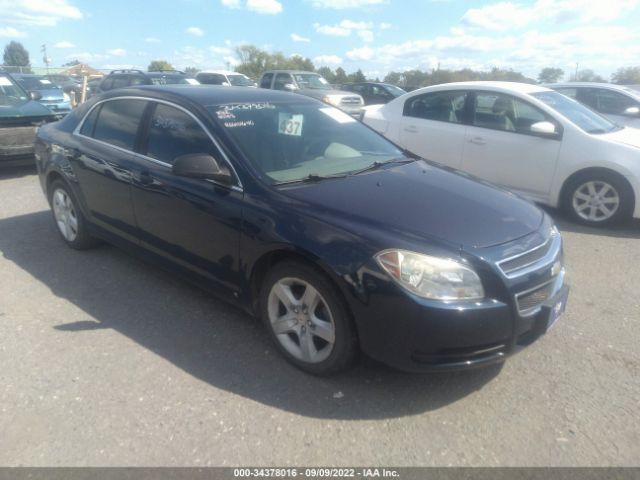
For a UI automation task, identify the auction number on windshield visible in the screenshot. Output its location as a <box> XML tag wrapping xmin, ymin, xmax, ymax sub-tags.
<box><xmin>278</xmin><ymin>113</ymin><xmax>304</xmax><ymax>136</ymax></box>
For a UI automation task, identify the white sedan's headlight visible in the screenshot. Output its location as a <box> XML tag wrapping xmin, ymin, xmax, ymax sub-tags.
<box><xmin>375</xmin><ymin>250</ymin><xmax>484</xmax><ymax>301</ymax></box>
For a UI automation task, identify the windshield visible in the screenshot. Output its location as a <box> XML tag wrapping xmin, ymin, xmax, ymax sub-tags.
<box><xmin>15</xmin><ymin>76</ymin><xmax>60</xmax><ymax>91</ymax></box>
<box><xmin>0</xmin><ymin>74</ymin><xmax>29</xmax><ymax>106</ymax></box>
<box><xmin>293</xmin><ymin>74</ymin><xmax>332</xmax><ymax>90</ymax></box>
<box><xmin>385</xmin><ymin>84</ymin><xmax>406</xmax><ymax>96</ymax></box>
<box><xmin>210</xmin><ymin>101</ymin><xmax>403</xmax><ymax>184</ymax></box>
<box><xmin>532</xmin><ymin>91</ymin><xmax>618</xmax><ymax>134</ymax></box>
<box><xmin>228</xmin><ymin>74</ymin><xmax>253</xmax><ymax>87</ymax></box>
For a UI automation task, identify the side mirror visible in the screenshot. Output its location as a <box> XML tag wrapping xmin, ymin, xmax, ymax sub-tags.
<box><xmin>29</xmin><ymin>90</ymin><xmax>42</xmax><ymax>101</ymax></box>
<box><xmin>172</xmin><ymin>153</ymin><xmax>232</xmax><ymax>184</ymax></box>
<box><xmin>530</xmin><ymin>121</ymin><xmax>559</xmax><ymax>137</ymax></box>
<box><xmin>284</xmin><ymin>83</ymin><xmax>297</xmax><ymax>92</ymax></box>
<box><xmin>623</xmin><ymin>106</ymin><xmax>640</xmax><ymax>116</ymax></box>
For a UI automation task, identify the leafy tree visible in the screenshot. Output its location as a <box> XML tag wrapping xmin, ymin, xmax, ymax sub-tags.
<box><xmin>317</xmin><ymin>66</ymin><xmax>336</xmax><ymax>83</ymax></box>
<box><xmin>3</xmin><ymin>41</ymin><xmax>30</xmax><ymax>69</ymax></box>
<box><xmin>347</xmin><ymin>69</ymin><xmax>366</xmax><ymax>83</ymax></box>
<box><xmin>235</xmin><ymin>45</ymin><xmax>315</xmax><ymax>80</ymax></box>
<box><xmin>383</xmin><ymin>71</ymin><xmax>402</xmax><ymax>85</ymax></box>
<box><xmin>611</xmin><ymin>67</ymin><xmax>640</xmax><ymax>85</ymax></box>
<box><xmin>148</xmin><ymin>59</ymin><xmax>174</xmax><ymax>72</ymax></box>
<box><xmin>333</xmin><ymin>67</ymin><xmax>348</xmax><ymax>84</ymax></box>
<box><xmin>538</xmin><ymin>67</ymin><xmax>564</xmax><ymax>84</ymax></box>
<box><xmin>185</xmin><ymin>66</ymin><xmax>199</xmax><ymax>76</ymax></box>
<box><xmin>570</xmin><ymin>69</ymin><xmax>605</xmax><ymax>82</ymax></box>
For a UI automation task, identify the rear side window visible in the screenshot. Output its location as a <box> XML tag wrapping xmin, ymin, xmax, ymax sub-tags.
<box><xmin>79</xmin><ymin>104</ymin><xmax>101</xmax><ymax>137</ymax></box>
<box><xmin>111</xmin><ymin>76</ymin><xmax>130</xmax><ymax>89</ymax></box>
<box><xmin>198</xmin><ymin>73</ymin><xmax>226</xmax><ymax>85</ymax></box>
<box><xmin>273</xmin><ymin>73</ymin><xmax>292</xmax><ymax>91</ymax></box>
<box><xmin>260</xmin><ymin>73</ymin><xmax>273</xmax><ymax>88</ymax></box>
<box><xmin>92</xmin><ymin>99</ymin><xmax>148</xmax><ymax>150</ymax></box>
<box><xmin>129</xmin><ymin>76</ymin><xmax>147</xmax><ymax>86</ymax></box>
<box><xmin>144</xmin><ymin>103</ymin><xmax>214</xmax><ymax>164</ymax></box>
<box><xmin>404</xmin><ymin>91</ymin><xmax>467</xmax><ymax>124</ymax></box>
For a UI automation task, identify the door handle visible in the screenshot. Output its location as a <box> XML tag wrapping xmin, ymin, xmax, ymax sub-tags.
<box><xmin>468</xmin><ymin>137</ymin><xmax>486</xmax><ymax>145</ymax></box>
<box><xmin>404</xmin><ymin>125</ymin><xmax>418</xmax><ymax>133</ymax></box>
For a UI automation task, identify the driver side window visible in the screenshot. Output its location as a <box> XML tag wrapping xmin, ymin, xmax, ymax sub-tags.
<box><xmin>473</xmin><ymin>92</ymin><xmax>552</xmax><ymax>134</ymax></box>
<box><xmin>273</xmin><ymin>74</ymin><xmax>293</xmax><ymax>91</ymax></box>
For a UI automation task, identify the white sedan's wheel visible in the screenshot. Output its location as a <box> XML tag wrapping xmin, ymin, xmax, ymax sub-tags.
<box><xmin>571</xmin><ymin>180</ymin><xmax>620</xmax><ymax>223</ymax></box>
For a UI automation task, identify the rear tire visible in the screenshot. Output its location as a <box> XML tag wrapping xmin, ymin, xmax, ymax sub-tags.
<box><xmin>561</xmin><ymin>171</ymin><xmax>634</xmax><ymax>227</ymax></box>
<box><xmin>48</xmin><ymin>179</ymin><xmax>99</xmax><ymax>249</ymax></box>
<box><xmin>259</xmin><ymin>261</ymin><xmax>358</xmax><ymax>375</ymax></box>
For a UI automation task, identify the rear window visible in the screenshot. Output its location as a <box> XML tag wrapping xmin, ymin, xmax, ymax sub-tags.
<box><xmin>91</xmin><ymin>99</ymin><xmax>148</xmax><ymax>150</ymax></box>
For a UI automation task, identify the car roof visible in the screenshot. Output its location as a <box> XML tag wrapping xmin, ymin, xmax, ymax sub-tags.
<box><xmin>98</xmin><ymin>85</ymin><xmax>319</xmax><ymax>106</ymax></box>
<box><xmin>409</xmin><ymin>81</ymin><xmax>550</xmax><ymax>95</ymax></box>
<box><xmin>546</xmin><ymin>82</ymin><xmax>640</xmax><ymax>96</ymax></box>
<box><xmin>198</xmin><ymin>70</ymin><xmax>244</xmax><ymax>75</ymax></box>
<box><xmin>261</xmin><ymin>70</ymin><xmax>318</xmax><ymax>75</ymax></box>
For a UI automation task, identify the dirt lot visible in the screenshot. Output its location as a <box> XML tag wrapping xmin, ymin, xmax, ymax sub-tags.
<box><xmin>1</xmin><ymin>166</ymin><xmax>639</xmax><ymax>466</ymax></box>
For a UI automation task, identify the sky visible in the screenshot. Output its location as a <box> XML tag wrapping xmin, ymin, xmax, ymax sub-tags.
<box><xmin>1</xmin><ymin>0</ymin><xmax>640</xmax><ymax>81</ymax></box>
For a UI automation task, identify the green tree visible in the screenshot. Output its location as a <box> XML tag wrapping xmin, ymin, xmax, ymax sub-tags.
<box><xmin>347</xmin><ymin>69</ymin><xmax>366</xmax><ymax>83</ymax></box>
<box><xmin>235</xmin><ymin>45</ymin><xmax>315</xmax><ymax>80</ymax></box>
<box><xmin>317</xmin><ymin>66</ymin><xmax>335</xmax><ymax>83</ymax></box>
<box><xmin>538</xmin><ymin>67</ymin><xmax>564</xmax><ymax>83</ymax></box>
<box><xmin>571</xmin><ymin>69</ymin><xmax>605</xmax><ymax>82</ymax></box>
<box><xmin>611</xmin><ymin>67</ymin><xmax>640</xmax><ymax>84</ymax></box>
<box><xmin>185</xmin><ymin>66</ymin><xmax>199</xmax><ymax>76</ymax></box>
<box><xmin>3</xmin><ymin>41</ymin><xmax>31</xmax><ymax>71</ymax></box>
<box><xmin>383</xmin><ymin>71</ymin><xmax>402</xmax><ymax>85</ymax></box>
<box><xmin>148</xmin><ymin>59</ymin><xmax>174</xmax><ymax>72</ymax></box>
<box><xmin>333</xmin><ymin>67</ymin><xmax>348</xmax><ymax>84</ymax></box>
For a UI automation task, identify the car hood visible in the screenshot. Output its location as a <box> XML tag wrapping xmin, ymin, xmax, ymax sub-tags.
<box><xmin>601</xmin><ymin>126</ymin><xmax>640</xmax><ymax>149</ymax></box>
<box><xmin>0</xmin><ymin>99</ymin><xmax>57</xmax><ymax>120</ymax></box>
<box><xmin>280</xmin><ymin>160</ymin><xmax>544</xmax><ymax>249</ymax></box>
<box><xmin>37</xmin><ymin>88</ymin><xmax>65</xmax><ymax>100</ymax></box>
<box><xmin>300</xmin><ymin>88</ymin><xmax>360</xmax><ymax>99</ymax></box>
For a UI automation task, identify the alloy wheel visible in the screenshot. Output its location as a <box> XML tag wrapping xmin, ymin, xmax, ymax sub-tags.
<box><xmin>572</xmin><ymin>180</ymin><xmax>620</xmax><ymax>223</ymax></box>
<box><xmin>52</xmin><ymin>188</ymin><xmax>79</xmax><ymax>242</ymax></box>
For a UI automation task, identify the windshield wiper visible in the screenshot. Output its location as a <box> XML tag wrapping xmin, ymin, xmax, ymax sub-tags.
<box><xmin>273</xmin><ymin>173</ymin><xmax>348</xmax><ymax>186</ymax></box>
<box><xmin>350</xmin><ymin>157</ymin><xmax>418</xmax><ymax>176</ymax></box>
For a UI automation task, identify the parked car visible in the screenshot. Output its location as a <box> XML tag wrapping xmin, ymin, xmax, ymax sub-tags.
<box><xmin>13</xmin><ymin>74</ymin><xmax>72</xmax><ymax>115</ymax></box>
<box><xmin>35</xmin><ymin>85</ymin><xmax>568</xmax><ymax>374</ymax></box>
<box><xmin>196</xmin><ymin>70</ymin><xmax>256</xmax><ymax>87</ymax></box>
<box><xmin>259</xmin><ymin>70</ymin><xmax>364</xmax><ymax>116</ymax></box>
<box><xmin>45</xmin><ymin>74</ymin><xmax>85</xmax><ymax>101</ymax></box>
<box><xmin>95</xmin><ymin>69</ymin><xmax>199</xmax><ymax>94</ymax></box>
<box><xmin>341</xmin><ymin>82</ymin><xmax>406</xmax><ymax>105</ymax></box>
<box><xmin>362</xmin><ymin>81</ymin><xmax>640</xmax><ymax>227</ymax></box>
<box><xmin>547</xmin><ymin>82</ymin><xmax>640</xmax><ymax>129</ymax></box>
<box><xmin>0</xmin><ymin>70</ymin><xmax>59</xmax><ymax>167</ymax></box>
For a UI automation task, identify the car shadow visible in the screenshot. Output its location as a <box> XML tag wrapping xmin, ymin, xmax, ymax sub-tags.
<box><xmin>0</xmin><ymin>210</ymin><xmax>502</xmax><ymax>420</ymax></box>
<box><xmin>541</xmin><ymin>206</ymin><xmax>640</xmax><ymax>239</ymax></box>
<box><xmin>0</xmin><ymin>164</ymin><xmax>37</xmax><ymax>180</ymax></box>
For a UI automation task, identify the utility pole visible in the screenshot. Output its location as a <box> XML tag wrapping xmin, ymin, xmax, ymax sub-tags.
<box><xmin>42</xmin><ymin>44</ymin><xmax>50</xmax><ymax>75</ymax></box>
<box><xmin>574</xmin><ymin>62</ymin><xmax>579</xmax><ymax>82</ymax></box>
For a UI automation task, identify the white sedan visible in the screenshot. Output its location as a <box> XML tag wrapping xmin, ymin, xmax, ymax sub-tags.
<box><xmin>362</xmin><ymin>81</ymin><xmax>640</xmax><ymax>227</ymax></box>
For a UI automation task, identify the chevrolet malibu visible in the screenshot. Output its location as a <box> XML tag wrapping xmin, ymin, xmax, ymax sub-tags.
<box><xmin>35</xmin><ymin>86</ymin><xmax>568</xmax><ymax>375</ymax></box>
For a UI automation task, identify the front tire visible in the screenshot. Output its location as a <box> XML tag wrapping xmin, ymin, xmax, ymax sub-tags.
<box><xmin>260</xmin><ymin>261</ymin><xmax>358</xmax><ymax>375</ymax></box>
<box><xmin>562</xmin><ymin>172</ymin><xmax>634</xmax><ymax>227</ymax></box>
<box><xmin>48</xmin><ymin>179</ymin><xmax>98</xmax><ymax>249</ymax></box>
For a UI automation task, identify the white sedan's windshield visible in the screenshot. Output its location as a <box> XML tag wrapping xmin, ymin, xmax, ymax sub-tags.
<box><xmin>210</xmin><ymin>102</ymin><xmax>403</xmax><ymax>184</ymax></box>
<box><xmin>532</xmin><ymin>91</ymin><xmax>618</xmax><ymax>134</ymax></box>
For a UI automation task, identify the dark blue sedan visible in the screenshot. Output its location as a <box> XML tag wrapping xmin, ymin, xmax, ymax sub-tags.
<box><xmin>34</xmin><ymin>85</ymin><xmax>569</xmax><ymax>374</ymax></box>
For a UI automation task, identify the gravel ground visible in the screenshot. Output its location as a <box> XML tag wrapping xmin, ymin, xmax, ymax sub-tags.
<box><xmin>0</xmin><ymin>166</ymin><xmax>639</xmax><ymax>466</ymax></box>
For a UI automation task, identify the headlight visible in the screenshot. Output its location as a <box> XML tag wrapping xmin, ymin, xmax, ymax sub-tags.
<box><xmin>375</xmin><ymin>250</ymin><xmax>484</xmax><ymax>301</ymax></box>
<box><xmin>322</xmin><ymin>95</ymin><xmax>341</xmax><ymax>106</ymax></box>
<box><xmin>63</xmin><ymin>92</ymin><xmax>70</xmax><ymax>101</ymax></box>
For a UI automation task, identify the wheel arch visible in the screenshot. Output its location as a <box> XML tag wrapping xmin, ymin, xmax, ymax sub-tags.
<box><xmin>558</xmin><ymin>166</ymin><xmax>636</xmax><ymax>212</ymax></box>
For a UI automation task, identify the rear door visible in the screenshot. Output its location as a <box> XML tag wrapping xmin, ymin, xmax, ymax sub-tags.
<box><xmin>397</xmin><ymin>90</ymin><xmax>468</xmax><ymax>168</ymax></box>
<box><xmin>71</xmin><ymin>98</ymin><xmax>149</xmax><ymax>242</ymax></box>
<box><xmin>129</xmin><ymin>101</ymin><xmax>244</xmax><ymax>293</ymax></box>
<box><xmin>461</xmin><ymin>91</ymin><xmax>562</xmax><ymax>199</ymax></box>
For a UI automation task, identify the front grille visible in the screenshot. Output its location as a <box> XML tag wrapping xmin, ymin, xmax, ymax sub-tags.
<box><xmin>340</xmin><ymin>96</ymin><xmax>362</xmax><ymax>106</ymax></box>
<box><xmin>515</xmin><ymin>281</ymin><xmax>554</xmax><ymax>315</ymax></box>
<box><xmin>497</xmin><ymin>230</ymin><xmax>561</xmax><ymax>278</ymax></box>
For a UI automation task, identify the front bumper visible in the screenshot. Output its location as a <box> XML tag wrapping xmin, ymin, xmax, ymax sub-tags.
<box><xmin>0</xmin><ymin>126</ymin><xmax>37</xmax><ymax>165</ymax></box>
<box><xmin>345</xmin><ymin>230</ymin><xmax>567</xmax><ymax>372</ymax></box>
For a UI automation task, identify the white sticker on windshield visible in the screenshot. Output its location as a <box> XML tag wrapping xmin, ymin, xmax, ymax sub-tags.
<box><xmin>0</xmin><ymin>77</ymin><xmax>13</xmax><ymax>86</ymax></box>
<box><xmin>319</xmin><ymin>107</ymin><xmax>357</xmax><ymax>124</ymax></box>
<box><xmin>39</xmin><ymin>79</ymin><xmax>52</xmax><ymax>84</ymax></box>
<box><xmin>185</xmin><ymin>78</ymin><xmax>199</xmax><ymax>85</ymax></box>
<box><xmin>278</xmin><ymin>113</ymin><xmax>304</xmax><ymax>136</ymax></box>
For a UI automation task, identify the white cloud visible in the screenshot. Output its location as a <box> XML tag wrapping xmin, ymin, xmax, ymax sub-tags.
<box><xmin>247</xmin><ymin>0</ymin><xmax>283</xmax><ymax>14</ymax></box>
<box><xmin>144</xmin><ymin>37</ymin><xmax>161</xmax><ymax>43</ymax></box>
<box><xmin>346</xmin><ymin>46</ymin><xmax>375</xmax><ymax>61</ymax></box>
<box><xmin>379</xmin><ymin>22</ymin><xmax>392</xmax><ymax>30</ymax></box>
<box><xmin>221</xmin><ymin>0</ymin><xmax>241</xmax><ymax>7</ymax></box>
<box><xmin>186</xmin><ymin>26</ymin><xmax>204</xmax><ymax>36</ymax></box>
<box><xmin>314</xmin><ymin>19</ymin><xmax>375</xmax><ymax>40</ymax></box>
<box><xmin>54</xmin><ymin>40</ymin><xmax>75</xmax><ymax>48</ymax></box>
<box><xmin>461</xmin><ymin>0</ymin><xmax>640</xmax><ymax>31</ymax></box>
<box><xmin>0</xmin><ymin>0</ymin><xmax>82</xmax><ymax>26</ymax></box>
<box><xmin>309</xmin><ymin>0</ymin><xmax>387</xmax><ymax>8</ymax></box>
<box><xmin>66</xmin><ymin>52</ymin><xmax>107</xmax><ymax>62</ymax></box>
<box><xmin>209</xmin><ymin>45</ymin><xmax>234</xmax><ymax>55</ymax></box>
<box><xmin>314</xmin><ymin>54</ymin><xmax>343</xmax><ymax>65</ymax></box>
<box><xmin>0</xmin><ymin>27</ymin><xmax>27</xmax><ymax>37</ymax></box>
<box><xmin>291</xmin><ymin>33</ymin><xmax>311</xmax><ymax>42</ymax></box>
<box><xmin>107</xmin><ymin>48</ymin><xmax>126</xmax><ymax>56</ymax></box>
